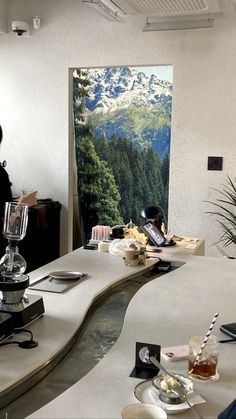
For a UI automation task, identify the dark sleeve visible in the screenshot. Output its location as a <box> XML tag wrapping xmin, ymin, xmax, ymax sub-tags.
<box><xmin>0</xmin><ymin>165</ymin><xmax>13</xmax><ymax>218</ymax></box>
<box><xmin>218</xmin><ymin>400</ymin><xmax>236</xmax><ymax>419</ymax></box>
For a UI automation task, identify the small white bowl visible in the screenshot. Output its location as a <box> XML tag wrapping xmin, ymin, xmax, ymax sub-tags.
<box><xmin>121</xmin><ymin>403</ymin><xmax>167</xmax><ymax>419</ymax></box>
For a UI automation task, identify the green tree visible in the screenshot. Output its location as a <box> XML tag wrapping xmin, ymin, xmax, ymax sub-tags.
<box><xmin>106</xmin><ymin>137</ymin><xmax>134</xmax><ymax>218</ymax></box>
<box><xmin>92</xmin><ymin>135</ymin><xmax>108</xmax><ymax>161</ymax></box>
<box><xmin>145</xmin><ymin>148</ymin><xmax>165</xmax><ymax>209</ymax></box>
<box><xmin>76</xmin><ymin>135</ymin><xmax>101</xmax><ymax>241</ymax></box>
<box><xmin>73</xmin><ymin>69</ymin><xmax>92</xmax><ymax>245</ymax></box>
<box><xmin>73</xmin><ymin>69</ymin><xmax>91</xmax><ymax>136</ymax></box>
<box><xmin>93</xmin><ymin>135</ymin><xmax>168</xmax><ymax>225</ymax></box>
<box><xmin>161</xmin><ymin>153</ymin><xmax>170</xmax><ymax>187</ymax></box>
<box><xmin>97</xmin><ymin>160</ymin><xmax>123</xmax><ymax>226</ymax></box>
<box><xmin>131</xmin><ymin>147</ymin><xmax>153</xmax><ymax>222</ymax></box>
<box><xmin>76</xmin><ymin>135</ymin><xmax>123</xmax><ymax>241</ymax></box>
<box><xmin>161</xmin><ymin>153</ymin><xmax>170</xmax><ymax>219</ymax></box>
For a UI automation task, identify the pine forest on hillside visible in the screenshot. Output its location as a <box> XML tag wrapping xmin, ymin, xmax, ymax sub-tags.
<box><xmin>73</xmin><ymin>66</ymin><xmax>173</xmax><ymax>242</ymax></box>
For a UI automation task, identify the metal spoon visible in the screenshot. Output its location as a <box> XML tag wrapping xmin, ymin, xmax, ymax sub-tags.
<box><xmin>150</xmin><ymin>356</ymin><xmax>204</xmax><ymax>419</ymax></box>
<box><xmin>150</xmin><ymin>356</ymin><xmax>186</xmax><ymax>399</ymax></box>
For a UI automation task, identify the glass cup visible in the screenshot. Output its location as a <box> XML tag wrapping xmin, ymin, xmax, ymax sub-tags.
<box><xmin>188</xmin><ymin>335</ymin><xmax>219</xmax><ymax>381</ymax></box>
<box><xmin>3</xmin><ymin>202</ymin><xmax>28</xmax><ymax>241</ymax></box>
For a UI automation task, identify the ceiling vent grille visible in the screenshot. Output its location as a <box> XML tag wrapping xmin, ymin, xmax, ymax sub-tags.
<box><xmin>109</xmin><ymin>0</ymin><xmax>226</xmax><ymax>16</ymax></box>
<box><xmin>127</xmin><ymin>0</ymin><xmax>210</xmax><ymax>15</ymax></box>
<box><xmin>82</xmin><ymin>0</ymin><xmax>232</xmax><ymax>26</ymax></box>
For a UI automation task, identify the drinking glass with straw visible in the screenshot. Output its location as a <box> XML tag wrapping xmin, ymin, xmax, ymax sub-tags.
<box><xmin>188</xmin><ymin>312</ymin><xmax>220</xmax><ymax>381</ymax></box>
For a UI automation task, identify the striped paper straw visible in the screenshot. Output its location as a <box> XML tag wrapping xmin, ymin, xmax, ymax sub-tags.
<box><xmin>190</xmin><ymin>312</ymin><xmax>219</xmax><ymax>372</ymax></box>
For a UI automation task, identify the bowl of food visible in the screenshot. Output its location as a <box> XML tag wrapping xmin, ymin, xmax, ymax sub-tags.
<box><xmin>152</xmin><ymin>373</ymin><xmax>193</xmax><ymax>404</ymax></box>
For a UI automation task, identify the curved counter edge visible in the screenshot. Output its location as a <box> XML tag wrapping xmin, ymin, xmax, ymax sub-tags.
<box><xmin>0</xmin><ymin>248</ymin><xmax>157</xmax><ymax>409</ymax></box>
<box><xmin>27</xmin><ymin>255</ymin><xmax>236</xmax><ymax>419</ymax></box>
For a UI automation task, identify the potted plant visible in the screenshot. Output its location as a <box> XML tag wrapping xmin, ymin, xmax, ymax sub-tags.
<box><xmin>207</xmin><ymin>175</ymin><xmax>236</xmax><ymax>247</ymax></box>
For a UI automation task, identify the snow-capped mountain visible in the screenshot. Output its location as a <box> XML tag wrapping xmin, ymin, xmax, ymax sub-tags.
<box><xmin>80</xmin><ymin>66</ymin><xmax>172</xmax><ymax>114</ymax></box>
<box><xmin>74</xmin><ymin>66</ymin><xmax>172</xmax><ymax>158</ymax></box>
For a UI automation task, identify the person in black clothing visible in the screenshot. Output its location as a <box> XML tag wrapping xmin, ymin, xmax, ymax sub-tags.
<box><xmin>0</xmin><ymin>125</ymin><xmax>13</xmax><ymax>256</ymax></box>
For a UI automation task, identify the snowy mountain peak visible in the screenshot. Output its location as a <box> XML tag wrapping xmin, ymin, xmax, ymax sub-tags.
<box><xmin>81</xmin><ymin>66</ymin><xmax>172</xmax><ymax>114</ymax></box>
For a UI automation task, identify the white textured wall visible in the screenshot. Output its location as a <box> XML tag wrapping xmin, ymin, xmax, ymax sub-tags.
<box><xmin>0</xmin><ymin>0</ymin><xmax>236</xmax><ymax>256</ymax></box>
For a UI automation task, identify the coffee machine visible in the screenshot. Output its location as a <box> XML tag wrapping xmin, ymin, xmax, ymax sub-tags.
<box><xmin>0</xmin><ymin>202</ymin><xmax>44</xmax><ymax>331</ymax></box>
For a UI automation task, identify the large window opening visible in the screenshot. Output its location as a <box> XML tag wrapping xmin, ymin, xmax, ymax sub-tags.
<box><xmin>72</xmin><ymin>65</ymin><xmax>173</xmax><ymax>246</ymax></box>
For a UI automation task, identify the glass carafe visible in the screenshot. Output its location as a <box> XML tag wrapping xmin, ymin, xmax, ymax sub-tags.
<box><xmin>0</xmin><ymin>202</ymin><xmax>28</xmax><ymax>278</ymax></box>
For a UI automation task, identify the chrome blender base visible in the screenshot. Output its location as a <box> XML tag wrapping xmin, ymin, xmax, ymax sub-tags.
<box><xmin>0</xmin><ymin>294</ymin><xmax>45</xmax><ymax>329</ymax></box>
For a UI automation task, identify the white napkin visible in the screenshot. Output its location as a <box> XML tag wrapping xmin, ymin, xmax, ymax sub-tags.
<box><xmin>156</xmin><ymin>390</ymin><xmax>206</xmax><ymax>412</ymax></box>
<box><xmin>185</xmin><ymin>243</ymin><xmax>198</xmax><ymax>249</ymax></box>
<box><xmin>134</xmin><ymin>380</ymin><xmax>206</xmax><ymax>414</ymax></box>
<box><xmin>18</xmin><ymin>190</ymin><xmax>38</xmax><ymax>206</ymax></box>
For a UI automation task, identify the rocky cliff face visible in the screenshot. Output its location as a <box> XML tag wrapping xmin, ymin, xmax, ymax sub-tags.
<box><xmin>81</xmin><ymin>66</ymin><xmax>172</xmax><ymax>158</ymax></box>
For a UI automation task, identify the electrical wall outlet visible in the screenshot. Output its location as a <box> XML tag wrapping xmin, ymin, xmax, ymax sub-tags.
<box><xmin>208</xmin><ymin>156</ymin><xmax>223</xmax><ymax>171</ymax></box>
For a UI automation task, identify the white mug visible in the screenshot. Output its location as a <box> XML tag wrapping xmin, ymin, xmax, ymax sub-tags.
<box><xmin>121</xmin><ymin>403</ymin><xmax>167</xmax><ymax>419</ymax></box>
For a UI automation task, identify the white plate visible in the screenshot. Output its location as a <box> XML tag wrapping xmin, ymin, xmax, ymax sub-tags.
<box><xmin>134</xmin><ymin>379</ymin><xmax>204</xmax><ymax>415</ymax></box>
<box><xmin>48</xmin><ymin>271</ymin><xmax>86</xmax><ymax>280</ymax></box>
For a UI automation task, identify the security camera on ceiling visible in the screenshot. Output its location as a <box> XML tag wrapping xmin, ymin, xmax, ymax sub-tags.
<box><xmin>11</xmin><ymin>21</ymin><xmax>30</xmax><ymax>36</ymax></box>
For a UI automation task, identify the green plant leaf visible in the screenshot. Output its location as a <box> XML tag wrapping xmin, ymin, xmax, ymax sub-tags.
<box><xmin>205</xmin><ymin>175</ymin><xmax>236</xmax><ymax>247</ymax></box>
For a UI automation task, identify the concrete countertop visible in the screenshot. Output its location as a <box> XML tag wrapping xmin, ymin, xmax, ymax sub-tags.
<box><xmin>0</xmin><ymin>237</ymin><xmax>207</xmax><ymax>416</ymax></box>
<box><xmin>0</xmin><ymin>247</ymin><xmax>157</xmax><ymax>406</ymax></box>
<box><xmin>26</xmin><ymin>253</ymin><xmax>236</xmax><ymax>419</ymax></box>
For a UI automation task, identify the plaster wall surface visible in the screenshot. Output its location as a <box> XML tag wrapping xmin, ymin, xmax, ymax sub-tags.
<box><xmin>0</xmin><ymin>0</ymin><xmax>236</xmax><ymax>256</ymax></box>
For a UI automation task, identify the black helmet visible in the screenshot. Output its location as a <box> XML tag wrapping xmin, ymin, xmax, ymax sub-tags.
<box><xmin>141</xmin><ymin>204</ymin><xmax>164</xmax><ymax>222</ymax></box>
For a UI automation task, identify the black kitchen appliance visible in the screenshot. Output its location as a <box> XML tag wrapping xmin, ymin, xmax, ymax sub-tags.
<box><xmin>0</xmin><ymin>274</ymin><xmax>44</xmax><ymax>329</ymax></box>
<box><xmin>0</xmin><ymin>312</ymin><xmax>14</xmax><ymax>342</ymax></box>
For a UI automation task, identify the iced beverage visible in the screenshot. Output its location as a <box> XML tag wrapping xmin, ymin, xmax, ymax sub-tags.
<box><xmin>188</xmin><ymin>335</ymin><xmax>219</xmax><ymax>381</ymax></box>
